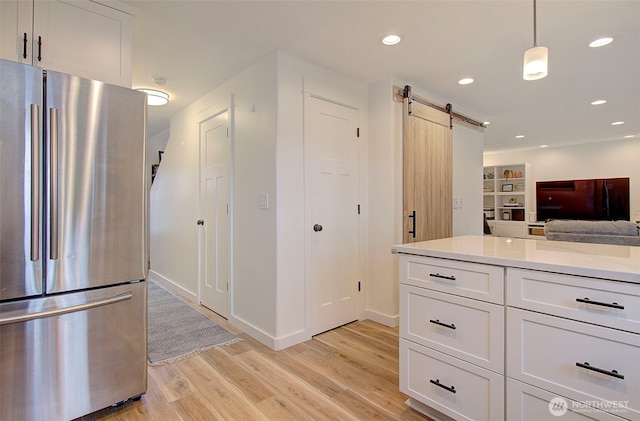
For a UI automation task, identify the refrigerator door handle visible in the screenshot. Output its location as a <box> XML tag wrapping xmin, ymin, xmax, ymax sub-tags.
<box><xmin>0</xmin><ymin>292</ymin><xmax>133</xmax><ymax>325</ymax></box>
<box><xmin>31</xmin><ymin>104</ymin><xmax>40</xmax><ymax>261</ymax></box>
<box><xmin>49</xmin><ymin>107</ymin><xmax>59</xmax><ymax>260</ymax></box>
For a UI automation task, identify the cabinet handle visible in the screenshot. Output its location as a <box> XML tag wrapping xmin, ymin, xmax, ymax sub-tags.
<box><xmin>37</xmin><ymin>36</ymin><xmax>42</xmax><ymax>61</ymax></box>
<box><xmin>23</xmin><ymin>32</ymin><xmax>28</xmax><ymax>59</ymax></box>
<box><xmin>429</xmin><ymin>273</ymin><xmax>456</xmax><ymax>281</ymax></box>
<box><xmin>429</xmin><ymin>319</ymin><xmax>456</xmax><ymax>330</ymax></box>
<box><xmin>576</xmin><ymin>362</ymin><xmax>624</xmax><ymax>380</ymax></box>
<box><xmin>576</xmin><ymin>297</ymin><xmax>624</xmax><ymax>310</ymax></box>
<box><xmin>408</xmin><ymin>210</ymin><xmax>416</xmax><ymax>238</ymax></box>
<box><xmin>429</xmin><ymin>379</ymin><xmax>456</xmax><ymax>393</ymax></box>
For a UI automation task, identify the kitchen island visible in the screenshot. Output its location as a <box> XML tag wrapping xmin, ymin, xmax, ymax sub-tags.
<box><xmin>393</xmin><ymin>235</ymin><xmax>639</xmax><ymax>421</ymax></box>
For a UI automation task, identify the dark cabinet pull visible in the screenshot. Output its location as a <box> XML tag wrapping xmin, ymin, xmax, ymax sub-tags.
<box><xmin>429</xmin><ymin>319</ymin><xmax>456</xmax><ymax>330</ymax></box>
<box><xmin>429</xmin><ymin>273</ymin><xmax>456</xmax><ymax>281</ymax></box>
<box><xmin>576</xmin><ymin>297</ymin><xmax>624</xmax><ymax>310</ymax></box>
<box><xmin>408</xmin><ymin>210</ymin><xmax>416</xmax><ymax>238</ymax></box>
<box><xmin>430</xmin><ymin>379</ymin><xmax>456</xmax><ymax>393</ymax></box>
<box><xmin>37</xmin><ymin>36</ymin><xmax>42</xmax><ymax>61</ymax></box>
<box><xmin>576</xmin><ymin>362</ymin><xmax>624</xmax><ymax>380</ymax></box>
<box><xmin>23</xmin><ymin>32</ymin><xmax>28</xmax><ymax>59</ymax></box>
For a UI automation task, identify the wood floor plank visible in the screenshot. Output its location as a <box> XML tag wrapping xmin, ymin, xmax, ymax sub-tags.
<box><xmin>75</xmin><ymin>292</ymin><xmax>432</xmax><ymax>421</ymax></box>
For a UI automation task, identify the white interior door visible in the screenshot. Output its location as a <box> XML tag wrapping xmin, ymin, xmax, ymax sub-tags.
<box><xmin>306</xmin><ymin>95</ymin><xmax>360</xmax><ymax>336</ymax></box>
<box><xmin>199</xmin><ymin>111</ymin><xmax>230</xmax><ymax>317</ymax></box>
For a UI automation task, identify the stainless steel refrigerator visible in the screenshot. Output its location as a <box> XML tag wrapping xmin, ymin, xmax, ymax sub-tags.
<box><xmin>0</xmin><ymin>59</ymin><xmax>148</xmax><ymax>420</ymax></box>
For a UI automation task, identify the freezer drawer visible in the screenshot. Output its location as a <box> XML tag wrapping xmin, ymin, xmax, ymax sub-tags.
<box><xmin>0</xmin><ymin>282</ymin><xmax>147</xmax><ymax>421</ymax></box>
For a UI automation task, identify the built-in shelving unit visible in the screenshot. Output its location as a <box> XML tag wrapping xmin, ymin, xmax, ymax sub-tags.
<box><xmin>483</xmin><ymin>163</ymin><xmax>532</xmax><ymax>238</ymax></box>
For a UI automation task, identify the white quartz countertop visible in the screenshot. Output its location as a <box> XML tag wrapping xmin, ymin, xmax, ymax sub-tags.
<box><xmin>393</xmin><ymin>235</ymin><xmax>640</xmax><ymax>283</ymax></box>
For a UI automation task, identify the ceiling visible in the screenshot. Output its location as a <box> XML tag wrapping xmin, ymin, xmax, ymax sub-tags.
<box><xmin>122</xmin><ymin>0</ymin><xmax>639</xmax><ymax>153</ymax></box>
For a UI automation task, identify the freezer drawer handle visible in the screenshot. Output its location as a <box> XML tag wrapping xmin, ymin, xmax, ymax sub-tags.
<box><xmin>576</xmin><ymin>297</ymin><xmax>624</xmax><ymax>310</ymax></box>
<box><xmin>49</xmin><ymin>108</ymin><xmax>59</xmax><ymax>260</ymax></box>
<box><xmin>576</xmin><ymin>362</ymin><xmax>624</xmax><ymax>380</ymax></box>
<box><xmin>429</xmin><ymin>273</ymin><xmax>456</xmax><ymax>281</ymax></box>
<box><xmin>430</xmin><ymin>379</ymin><xmax>456</xmax><ymax>393</ymax></box>
<box><xmin>429</xmin><ymin>319</ymin><xmax>456</xmax><ymax>330</ymax></box>
<box><xmin>0</xmin><ymin>292</ymin><xmax>132</xmax><ymax>325</ymax></box>
<box><xmin>31</xmin><ymin>104</ymin><xmax>41</xmax><ymax>261</ymax></box>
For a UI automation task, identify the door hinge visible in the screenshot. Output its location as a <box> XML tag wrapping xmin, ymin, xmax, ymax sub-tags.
<box><xmin>356</xmin><ymin>127</ymin><xmax>360</xmax><ymax>138</ymax></box>
<box><xmin>357</xmin><ymin>204</ymin><xmax>361</xmax><ymax>214</ymax></box>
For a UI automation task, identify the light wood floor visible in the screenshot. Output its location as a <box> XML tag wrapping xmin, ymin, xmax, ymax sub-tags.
<box><xmin>77</xmin><ymin>287</ymin><xmax>431</xmax><ymax>421</ymax></box>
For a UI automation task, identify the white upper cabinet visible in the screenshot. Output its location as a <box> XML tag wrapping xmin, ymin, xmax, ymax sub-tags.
<box><xmin>1</xmin><ymin>0</ymin><xmax>132</xmax><ymax>87</ymax></box>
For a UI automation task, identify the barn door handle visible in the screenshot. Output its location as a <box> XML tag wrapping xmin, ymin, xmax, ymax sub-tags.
<box><xmin>313</xmin><ymin>224</ymin><xmax>323</xmax><ymax>232</ymax></box>
<box><xmin>408</xmin><ymin>210</ymin><xmax>416</xmax><ymax>238</ymax></box>
<box><xmin>23</xmin><ymin>32</ymin><xmax>28</xmax><ymax>59</ymax></box>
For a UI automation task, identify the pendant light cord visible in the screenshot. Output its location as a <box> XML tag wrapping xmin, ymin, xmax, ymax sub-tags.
<box><xmin>533</xmin><ymin>0</ymin><xmax>538</xmax><ymax>47</ymax></box>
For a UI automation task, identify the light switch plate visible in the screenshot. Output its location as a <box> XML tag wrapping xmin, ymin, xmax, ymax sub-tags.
<box><xmin>259</xmin><ymin>193</ymin><xmax>269</xmax><ymax>210</ymax></box>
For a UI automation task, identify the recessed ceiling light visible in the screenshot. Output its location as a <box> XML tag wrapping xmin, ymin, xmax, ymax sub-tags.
<box><xmin>611</xmin><ymin>121</ymin><xmax>624</xmax><ymax>126</ymax></box>
<box><xmin>483</xmin><ymin>121</ymin><xmax>491</xmax><ymax>126</ymax></box>
<box><xmin>590</xmin><ymin>99</ymin><xmax>607</xmax><ymax>105</ymax></box>
<box><xmin>381</xmin><ymin>35</ymin><xmax>402</xmax><ymax>46</ymax></box>
<box><xmin>458</xmin><ymin>78</ymin><xmax>474</xmax><ymax>85</ymax></box>
<box><xmin>624</xmin><ymin>135</ymin><xmax>635</xmax><ymax>138</ymax></box>
<box><xmin>137</xmin><ymin>89</ymin><xmax>170</xmax><ymax>106</ymax></box>
<box><xmin>589</xmin><ymin>37</ymin><xmax>613</xmax><ymax>48</ymax></box>
<box><xmin>540</xmin><ymin>144</ymin><xmax>549</xmax><ymax>148</ymax></box>
<box><xmin>515</xmin><ymin>135</ymin><xmax>525</xmax><ymax>139</ymax></box>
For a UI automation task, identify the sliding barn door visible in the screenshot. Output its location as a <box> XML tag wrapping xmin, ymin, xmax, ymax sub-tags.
<box><xmin>403</xmin><ymin>99</ymin><xmax>453</xmax><ymax>243</ymax></box>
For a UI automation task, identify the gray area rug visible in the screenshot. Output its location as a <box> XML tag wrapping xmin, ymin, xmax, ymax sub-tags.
<box><xmin>147</xmin><ymin>281</ymin><xmax>240</xmax><ymax>365</ymax></box>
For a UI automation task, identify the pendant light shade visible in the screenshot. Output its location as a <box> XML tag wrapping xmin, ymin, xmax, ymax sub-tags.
<box><xmin>523</xmin><ymin>45</ymin><xmax>548</xmax><ymax>80</ymax></box>
<box><xmin>523</xmin><ymin>0</ymin><xmax>548</xmax><ymax>81</ymax></box>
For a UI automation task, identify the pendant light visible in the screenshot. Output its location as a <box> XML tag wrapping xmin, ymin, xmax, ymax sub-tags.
<box><xmin>523</xmin><ymin>0</ymin><xmax>548</xmax><ymax>80</ymax></box>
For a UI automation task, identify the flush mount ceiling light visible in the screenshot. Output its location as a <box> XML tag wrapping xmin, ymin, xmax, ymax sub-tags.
<box><xmin>591</xmin><ymin>99</ymin><xmax>607</xmax><ymax>105</ymax></box>
<box><xmin>458</xmin><ymin>78</ymin><xmax>474</xmax><ymax>85</ymax></box>
<box><xmin>515</xmin><ymin>135</ymin><xmax>526</xmax><ymax>139</ymax></box>
<box><xmin>137</xmin><ymin>89</ymin><xmax>169</xmax><ymax>106</ymax></box>
<box><xmin>523</xmin><ymin>0</ymin><xmax>548</xmax><ymax>81</ymax></box>
<box><xmin>589</xmin><ymin>37</ymin><xmax>613</xmax><ymax>48</ymax></box>
<box><xmin>381</xmin><ymin>34</ymin><xmax>402</xmax><ymax>46</ymax></box>
<box><xmin>611</xmin><ymin>121</ymin><xmax>624</xmax><ymax>126</ymax></box>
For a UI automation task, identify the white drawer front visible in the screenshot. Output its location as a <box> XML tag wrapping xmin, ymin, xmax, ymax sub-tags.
<box><xmin>401</xmin><ymin>284</ymin><xmax>504</xmax><ymax>373</ymax></box>
<box><xmin>400</xmin><ymin>255</ymin><xmax>504</xmax><ymax>304</ymax></box>
<box><xmin>507</xmin><ymin>268</ymin><xmax>640</xmax><ymax>333</ymax></box>
<box><xmin>507</xmin><ymin>308</ymin><xmax>640</xmax><ymax>420</ymax></box>
<box><xmin>507</xmin><ymin>378</ymin><xmax>627</xmax><ymax>421</ymax></box>
<box><xmin>400</xmin><ymin>339</ymin><xmax>504</xmax><ymax>421</ymax></box>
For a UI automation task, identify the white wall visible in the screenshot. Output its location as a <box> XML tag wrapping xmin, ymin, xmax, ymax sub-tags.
<box><xmin>273</xmin><ymin>52</ymin><xmax>368</xmax><ymax>348</ymax></box>
<box><xmin>484</xmin><ymin>139</ymin><xmax>640</xmax><ymax>222</ymax></box>
<box><xmin>149</xmin><ymin>53</ymin><xmax>279</xmax><ymax>337</ymax></box>
<box><xmin>366</xmin><ymin>78</ymin><xmax>484</xmax><ymax>327</ymax></box>
<box><xmin>150</xmin><ymin>51</ymin><xmax>369</xmax><ymax>350</ymax></box>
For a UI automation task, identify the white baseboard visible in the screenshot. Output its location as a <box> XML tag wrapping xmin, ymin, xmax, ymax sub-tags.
<box><xmin>148</xmin><ymin>270</ymin><xmax>197</xmax><ymax>303</ymax></box>
<box><xmin>228</xmin><ymin>315</ymin><xmax>310</xmax><ymax>351</ymax></box>
<box><xmin>364</xmin><ymin>309</ymin><xmax>399</xmax><ymax>327</ymax></box>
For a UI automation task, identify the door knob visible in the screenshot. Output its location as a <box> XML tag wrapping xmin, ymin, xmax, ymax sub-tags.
<box><xmin>197</xmin><ymin>220</ymin><xmax>204</xmax><ymax>226</ymax></box>
<box><xmin>313</xmin><ymin>224</ymin><xmax>323</xmax><ymax>232</ymax></box>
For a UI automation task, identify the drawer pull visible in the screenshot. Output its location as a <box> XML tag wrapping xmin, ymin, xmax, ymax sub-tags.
<box><xmin>429</xmin><ymin>319</ymin><xmax>456</xmax><ymax>330</ymax></box>
<box><xmin>429</xmin><ymin>273</ymin><xmax>456</xmax><ymax>281</ymax></box>
<box><xmin>576</xmin><ymin>362</ymin><xmax>624</xmax><ymax>380</ymax></box>
<box><xmin>576</xmin><ymin>297</ymin><xmax>624</xmax><ymax>310</ymax></box>
<box><xmin>430</xmin><ymin>379</ymin><xmax>456</xmax><ymax>393</ymax></box>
